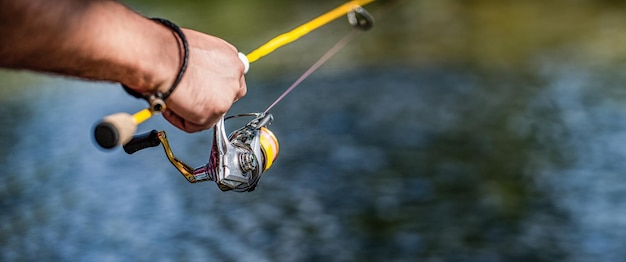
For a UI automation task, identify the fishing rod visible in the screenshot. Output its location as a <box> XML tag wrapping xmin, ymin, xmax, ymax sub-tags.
<box><xmin>93</xmin><ymin>0</ymin><xmax>375</xmax><ymax>192</ymax></box>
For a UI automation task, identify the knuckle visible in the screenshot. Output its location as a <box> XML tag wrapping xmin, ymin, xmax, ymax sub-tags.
<box><xmin>239</xmin><ymin>85</ymin><xmax>247</xmax><ymax>98</ymax></box>
<box><xmin>199</xmin><ymin>101</ymin><xmax>229</xmax><ymax>124</ymax></box>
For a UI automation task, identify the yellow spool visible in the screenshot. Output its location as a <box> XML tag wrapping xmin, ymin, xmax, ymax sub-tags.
<box><xmin>259</xmin><ymin>127</ymin><xmax>279</xmax><ymax>171</ymax></box>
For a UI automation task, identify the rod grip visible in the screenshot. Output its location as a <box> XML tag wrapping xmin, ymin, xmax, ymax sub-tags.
<box><xmin>123</xmin><ymin>130</ymin><xmax>161</xmax><ymax>154</ymax></box>
<box><xmin>93</xmin><ymin>113</ymin><xmax>137</xmax><ymax>149</ymax></box>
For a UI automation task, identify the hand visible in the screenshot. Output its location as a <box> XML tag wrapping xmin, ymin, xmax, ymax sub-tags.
<box><xmin>161</xmin><ymin>29</ymin><xmax>247</xmax><ymax>133</ymax></box>
<box><xmin>0</xmin><ymin>0</ymin><xmax>247</xmax><ymax>134</ymax></box>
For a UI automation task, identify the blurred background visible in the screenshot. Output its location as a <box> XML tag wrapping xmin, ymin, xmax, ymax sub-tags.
<box><xmin>3</xmin><ymin>0</ymin><xmax>626</xmax><ymax>261</ymax></box>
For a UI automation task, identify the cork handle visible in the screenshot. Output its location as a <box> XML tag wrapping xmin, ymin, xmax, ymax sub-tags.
<box><xmin>93</xmin><ymin>113</ymin><xmax>138</xmax><ymax>149</ymax></box>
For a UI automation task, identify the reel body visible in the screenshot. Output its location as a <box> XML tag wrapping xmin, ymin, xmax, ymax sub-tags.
<box><xmin>124</xmin><ymin>113</ymin><xmax>278</xmax><ymax>192</ymax></box>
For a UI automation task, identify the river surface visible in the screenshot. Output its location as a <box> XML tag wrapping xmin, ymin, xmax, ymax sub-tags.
<box><xmin>3</xmin><ymin>1</ymin><xmax>626</xmax><ymax>261</ymax></box>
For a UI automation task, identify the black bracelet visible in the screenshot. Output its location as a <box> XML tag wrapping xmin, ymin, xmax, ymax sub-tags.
<box><xmin>122</xmin><ymin>18</ymin><xmax>189</xmax><ymax>111</ymax></box>
<box><xmin>151</xmin><ymin>18</ymin><xmax>188</xmax><ymax>100</ymax></box>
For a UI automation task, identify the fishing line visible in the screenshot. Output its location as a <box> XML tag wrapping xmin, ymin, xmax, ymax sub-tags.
<box><xmin>264</xmin><ymin>30</ymin><xmax>360</xmax><ymax>113</ymax></box>
<box><xmin>246</xmin><ymin>0</ymin><xmax>375</xmax><ymax>63</ymax></box>
<box><xmin>263</xmin><ymin>0</ymin><xmax>407</xmax><ymax>113</ymax></box>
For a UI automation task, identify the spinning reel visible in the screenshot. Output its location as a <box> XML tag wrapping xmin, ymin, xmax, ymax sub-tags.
<box><xmin>122</xmin><ymin>113</ymin><xmax>278</xmax><ymax>192</ymax></box>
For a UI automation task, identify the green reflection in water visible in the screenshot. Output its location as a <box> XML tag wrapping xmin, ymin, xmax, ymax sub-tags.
<box><xmin>125</xmin><ymin>0</ymin><xmax>626</xmax><ymax>72</ymax></box>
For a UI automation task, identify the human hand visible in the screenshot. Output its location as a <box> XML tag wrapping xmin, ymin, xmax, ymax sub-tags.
<box><xmin>0</xmin><ymin>0</ymin><xmax>247</xmax><ymax>139</ymax></box>
<box><xmin>159</xmin><ymin>29</ymin><xmax>247</xmax><ymax>133</ymax></box>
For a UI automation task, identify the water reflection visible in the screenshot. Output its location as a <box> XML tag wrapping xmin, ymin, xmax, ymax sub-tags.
<box><xmin>0</xmin><ymin>63</ymin><xmax>625</xmax><ymax>261</ymax></box>
<box><xmin>3</xmin><ymin>0</ymin><xmax>626</xmax><ymax>261</ymax></box>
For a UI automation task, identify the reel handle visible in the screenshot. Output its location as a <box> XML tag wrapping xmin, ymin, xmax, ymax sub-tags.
<box><xmin>123</xmin><ymin>130</ymin><xmax>161</xmax><ymax>154</ymax></box>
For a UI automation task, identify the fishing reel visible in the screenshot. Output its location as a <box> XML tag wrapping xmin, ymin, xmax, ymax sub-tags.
<box><xmin>122</xmin><ymin>113</ymin><xmax>279</xmax><ymax>192</ymax></box>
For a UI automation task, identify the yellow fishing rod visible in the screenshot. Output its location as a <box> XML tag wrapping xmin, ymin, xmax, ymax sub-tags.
<box><xmin>94</xmin><ymin>0</ymin><xmax>375</xmax><ymax>149</ymax></box>
<box><xmin>247</xmin><ymin>0</ymin><xmax>375</xmax><ymax>63</ymax></box>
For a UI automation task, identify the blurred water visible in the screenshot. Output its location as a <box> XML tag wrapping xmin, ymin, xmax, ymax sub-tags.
<box><xmin>4</xmin><ymin>0</ymin><xmax>626</xmax><ymax>261</ymax></box>
<box><xmin>2</xmin><ymin>61</ymin><xmax>626</xmax><ymax>261</ymax></box>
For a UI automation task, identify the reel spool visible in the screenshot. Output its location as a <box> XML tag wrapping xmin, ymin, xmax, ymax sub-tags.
<box><xmin>123</xmin><ymin>113</ymin><xmax>278</xmax><ymax>192</ymax></box>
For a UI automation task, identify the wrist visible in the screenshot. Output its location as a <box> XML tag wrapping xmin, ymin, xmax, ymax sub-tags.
<box><xmin>122</xmin><ymin>16</ymin><xmax>181</xmax><ymax>95</ymax></box>
<box><xmin>148</xmin><ymin>18</ymin><xmax>189</xmax><ymax>101</ymax></box>
<box><xmin>123</xmin><ymin>18</ymin><xmax>190</xmax><ymax>113</ymax></box>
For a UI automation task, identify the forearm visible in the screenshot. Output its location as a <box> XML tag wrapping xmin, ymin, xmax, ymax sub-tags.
<box><xmin>0</xmin><ymin>0</ymin><xmax>177</xmax><ymax>93</ymax></box>
<box><xmin>1</xmin><ymin>0</ymin><xmax>247</xmax><ymax>133</ymax></box>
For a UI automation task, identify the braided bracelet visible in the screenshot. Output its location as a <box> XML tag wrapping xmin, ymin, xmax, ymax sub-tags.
<box><xmin>122</xmin><ymin>17</ymin><xmax>189</xmax><ymax>112</ymax></box>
